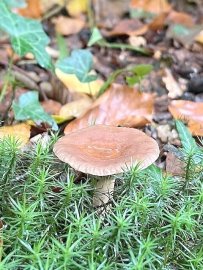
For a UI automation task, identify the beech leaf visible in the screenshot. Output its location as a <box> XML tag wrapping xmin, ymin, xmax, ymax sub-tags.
<box><xmin>169</xmin><ymin>100</ymin><xmax>203</xmax><ymax>136</ymax></box>
<box><xmin>64</xmin><ymin>84</ymin><xmax>154</xmax><ymax>134</ymax></box>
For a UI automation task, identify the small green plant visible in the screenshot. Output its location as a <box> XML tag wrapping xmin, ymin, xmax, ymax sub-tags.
<box><xmin>0</xmin><ymin>1</ymin><xmax>52</xmax><ymax>69</ymax></box>
<box><xmin>12</xmin><ymin>91</ymin><xmax>58</xmax><ymax>130</ymax></box>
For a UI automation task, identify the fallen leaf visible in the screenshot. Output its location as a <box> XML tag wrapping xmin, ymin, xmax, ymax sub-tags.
<box><xmin>55</xmin><ymin>68</ymin><xmax>103</xmax><ymax>95</ymax></box>
<box><xmin>148</xmin><ymin>12</ymin><xmax>167</xmax><ymax>31</ymax></box>
<box><xmin>169</xmin><ymin>100</ymin><xmax>203</xmax><ymax>136</ymax></box>
<box><xmin>162</xmin><ymin>68</ymin><xmax>183</xmax><ymax>98</ymax></box>
<box><xmin>0</xmin><ymin>123</ymin><xmax>31</xmax><ymax>147</ymax></box>
<box><xmin>195</xmin><ymin>30</ymin><xmax>203</xmax><ymax>44</ymax></box>
<box><xmin>19</xmin><ymin>0</ymin><xmax>42</xmax><ymax>18</ymax></box>
<box><xmin>66</xmin><ymin>0</ymin><xmax>88</xmax><ymax>17</ymax></box>
<box><xmin>130</xmin><ymin>0</ymin><xmax>171</xmax><ymax>16</ymax></box>
<box><xmin>41</xmin><ymin>99</ymin><xmax>62</xmax><ymax>115</ymax></box>
<box><xmin>104</xmin><ymin>19</ymin><xmax>146</xmax><ymax>37</ymax></box>
<box><xmin>53</xmin><ymin>16</ymin><xmax>85</xmax><ymax>36</ymax></box>
<box><xmin>166</xmin><ymin>10</ymin><xmax>194</xmax><ymax>27</ymax></box>
<box><xmin>64</xmin><ymin>84</ymin><xmax>154</xmax><ymax>134</ymax></box>
<box><xmin>60</xmin><ymin>95</ymin><xmax>93</xmax><ymax>118</ymax></box>
<box><xmin>52</xmin><ymin>115</ymin><xmax>71</xmax><ymax>124</ymax></box>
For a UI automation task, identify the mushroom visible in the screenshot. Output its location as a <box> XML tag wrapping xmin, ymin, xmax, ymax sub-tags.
<box><xmin>53</xmin><ymin>125</ymin><xmax>159</xmax><ymax>207</ymax></box>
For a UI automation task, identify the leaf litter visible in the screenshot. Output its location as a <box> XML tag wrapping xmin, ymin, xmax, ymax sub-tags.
<box><xmin>0</xmin><ymin>0</ymin><xmax>203</xmax><ymax>267</ymax></box>
<box><xmin>1</xmin><ymin>0</ymin><xmax>203</xmax><ymax>161</ymax></box>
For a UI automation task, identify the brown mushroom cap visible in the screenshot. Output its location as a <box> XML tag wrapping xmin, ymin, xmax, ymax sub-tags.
<box><xmin>53</xmin><ymin>125</ymin><xmax>160</xmax><ymax>176</ymax></box>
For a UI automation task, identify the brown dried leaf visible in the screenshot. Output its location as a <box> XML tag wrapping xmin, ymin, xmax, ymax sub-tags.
<box><xmin>104</xmin><ymin>19</ymin><xmax>147</xmax><ymax>37</ymax></box>
<box><xmin>167</xmin><ymin>10</ymin><xmax>194</xmax><ymax>27</ymax></box>
<box><xmin>130</xmin><ymin>0</ymin><xmax>171</xmax><ymax>15</ymax></box>
<box><xmin>53</xmin><ymin>16</ymin><xmax>85</xmax><ymax>36</ymax></box>
<box><xmin>64</xmin><ymin>84</ymin><xmax>154</xmax><ymax>134</ymax></box>
<box><xmin>19</xmin><ymin>0</ymin><xmax>42</xmax><ymax>18</ymax></box>
<box><xmin>169</xmin><ymin>100</ymin><xmax>203</xmax><ymax>136</ymax></box>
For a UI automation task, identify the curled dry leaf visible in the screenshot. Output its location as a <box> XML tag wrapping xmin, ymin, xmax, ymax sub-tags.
<box><xmin>162</xmin><ymin>68</ymin><xmax>183</xmax><ymax>98</ymax></box>
<box><xmin>169</xmin><ymin>100</ymin><xmax>203</xmax><ymax>136</ymax></box>
<box><xmin>53</xmin><ymin>16</ymin><xmax>85</xmax><ymax>36</ymax></box>
<box><xmin>130</xmin><ymin>0</ymin><xmax>171</xmax><ymax>15</ymax></box>
<box><xmin>60</xmin><ymin>95</ymin><xmax>93</xmax><ymax>119</ymax></box>
<box><xmin>0</xmin><ymin>123</ymin><xmax>31</xmax><ymax>147</ymax></box>
<box><xmin>55</xmin><ymin>68</ymin><xmax>103</xmax><ymax>96</ymax></box>
<box><xmin>41</xmin><ymin>99</ymin><xmax>62</xmax><ymax>115</ymax></box>
<box><xmin>104</xmin><ymin>19</ymin><xmax>147</xmax><ymax>37</ymax></box>
<box><xmin>64</xmin><ymin>84</ymin><xmax>154</xmax><ymax>134</ymax></box>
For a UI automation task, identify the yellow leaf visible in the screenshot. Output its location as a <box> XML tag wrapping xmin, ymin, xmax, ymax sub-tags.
<box><xmin>59</xmin><ymin>96</ymin><xmax>93</xmax><ymax>118</ymax></box>
<box><xmin>52</xmin><ymin>115</ymin><xmax>72</xmax><ymax>124</ymax></box>
<box><xmin>195</xmin><ymin>30</ymin><xmax>203</xmax><ymax>44</ymax></box>
<box><xmin>66</xmin><ymin>0</ymin><xmax>88</xmax><ymax>17</ymax></box>
<box><xmin>0</xmin><ymin>123</ymin><xmax>31</xmax><ymax>147</ymax></box>
<box><xmin>55</xmin><ymin>68</ymin><xmax>103</xmax><ymax>96</ymax></box>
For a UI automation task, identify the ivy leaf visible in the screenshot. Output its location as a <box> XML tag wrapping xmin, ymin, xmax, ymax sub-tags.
<box><xmin>88</xmin><ymin>27</ymin><xmax>103</xmax><ymax>47</ymax></box>
<box><xmin>4</xmin><ymin>0</ymin><xmax>26</xmax><ymax>8</ymax></box>
<box><xmin>56</xmin><ymin>49</ymin><xmax>97</xmax><ymax>83</ymax></box>
<box><xmin>132</xmin><ymin>64</ymin><xmax>153</xmax><ymax>77</ymax></box>
<box><xmin>126</xmin><ymin>76</ymin><xmax>140</xmax><ymax>86</ymax></box>
<box><xmin>12</xmin><ymin>91</ymin><xmax>58</xmax><ymax>130</ymax></box>
<box><xmin>126</xmin><ymin>64</ymin><xmax>153</xmax><ymax>86</ymax></box>
<box><xmin>0</xmin><ymin>1</ymin><xmax>52</xmax><ymax>69</ymax></box>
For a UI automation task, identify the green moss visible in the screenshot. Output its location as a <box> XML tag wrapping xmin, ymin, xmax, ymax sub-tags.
<box><xmin>0</xmin><ymin>131</ymin><xmax>203</xmax><ymax>269</ymax></box>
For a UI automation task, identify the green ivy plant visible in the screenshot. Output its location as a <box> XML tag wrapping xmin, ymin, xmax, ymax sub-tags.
<box><xmin>4</xmin><ymin>0</ymin><xmax>26</xmax><ymax>8</ymax></box>
<box><xmin>12</xmin><ymin>91</ymin><xmax>58</xmax><ymax>130</ymax></box>
<box><xmin>0</xmin><ymin>0</ymin><xmax>52</xmax><ymax>69</ymax></box>
<box><xmin>56</xmin><ymin>49</ymin><xmax>97</xmax><ymax>83</ymax></box>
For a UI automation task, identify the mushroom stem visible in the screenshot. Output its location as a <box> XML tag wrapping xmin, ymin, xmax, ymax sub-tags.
<box><xmin>93</xmin><ymin>176</ymin><xmax>115</xmax><ymax>207</ymax></box>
